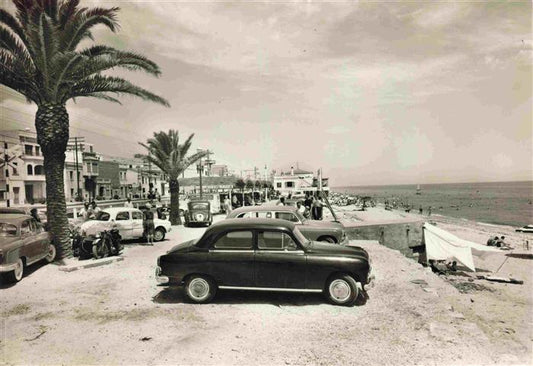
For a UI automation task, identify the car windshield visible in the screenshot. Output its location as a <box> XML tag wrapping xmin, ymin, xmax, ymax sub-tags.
<box><xmin>293</xmin><ymin>226</ymin><xmax>310</xmax><ymax>248</ymax></box>
<box><xmin>0</xmin><ymin>223</ymin><xmax>18</xmax><ymax>237</ymax></box>
<box><xmin>191</xmin><ymin>202</ymin><xmax>209</xmax><ymax>210</ymax></box>
<box><xmin>95</xmin><ymin>211</ymin><xmax>111</xmax><ymax>221</ymax></box>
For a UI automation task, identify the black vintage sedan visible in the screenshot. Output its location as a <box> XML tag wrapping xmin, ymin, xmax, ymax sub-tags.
<box><xmin>156</xmin><ymin>218</ymin><xmax>372</xmax><ymax>306</ymax></box>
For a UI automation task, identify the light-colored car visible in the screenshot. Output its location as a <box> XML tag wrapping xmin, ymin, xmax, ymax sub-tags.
<box><xmin>79</xmin><ymin>208</ymin><xmax>171</xmax><ymax>242</ymax></box>
<box><xmin>226</xmin><ymin>206</ymin><xmax>348</xmax><ymax>244</ymax></box>
<box><xmin>0</xmin><ymin>214</ymin><xmax>56</xmax><ymax>283</ymax></box>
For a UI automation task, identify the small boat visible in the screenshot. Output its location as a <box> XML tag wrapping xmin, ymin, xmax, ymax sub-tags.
<box><xmin>416</xmin><ymin>184</ymin><xmax>421</xmax><ymax>195</ymax></box>
<box><xmin>515</xmin><ymin>225</ymin><xmax>533</xmax><ymax>233</ymax></box>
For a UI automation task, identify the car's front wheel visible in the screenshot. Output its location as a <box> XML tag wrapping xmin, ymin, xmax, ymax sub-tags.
<box><xmin>154</xmin><ymin>228</ymin><xmax>165</xmax><ymax>242</ymax></box>
<box><xmin>325</xmin><ymin>274</ymin><xmax>359</xmax><ymax>306</ymax></box>
<box><xmin>184</xmin><ymin>275</ymin><xmax>217</xmax><ymax>304</ymax></box>
<box><xmin>2</xmin><ymin>258</ymin><xmax>24</xmax><ymax>283</ymax></box>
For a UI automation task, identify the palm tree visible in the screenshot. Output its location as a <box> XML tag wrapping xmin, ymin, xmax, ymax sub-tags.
<box><xmin>139</xmin><ymin>130</ymin><xmax>207</xmax><ymax>225</ymax></box>
<box><xmin>0</xmin><ymin>1</ymin><xmax>169</xmax><ymax>258</ymax></box>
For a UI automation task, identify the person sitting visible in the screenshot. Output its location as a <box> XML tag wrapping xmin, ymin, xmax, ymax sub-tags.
<box><xmin>277</xmin><ymin>196</ymin><xmax>286</xmax><ymax>206</ymax></box>
<box><xmin>30</xmin><ymin>208</ymin><xmax>41</xmax><ymax>223</ymax></box>
<box><xmin>487</xmin><ymin>236</ymin><xmax>499</xmax><ymax>246</ymax></box>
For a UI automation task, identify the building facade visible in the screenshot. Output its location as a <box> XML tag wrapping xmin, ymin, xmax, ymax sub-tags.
<box><xmin>273</xmin><ymin>167</ymin><xmax>330</xmax><ymax>198</ymax></box>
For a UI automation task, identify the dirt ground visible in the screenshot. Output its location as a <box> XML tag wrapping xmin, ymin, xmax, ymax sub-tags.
<box><xmin>1</xmin><ymin>211</ymin><xmax>532</xmax><ymax>365</ymax></box>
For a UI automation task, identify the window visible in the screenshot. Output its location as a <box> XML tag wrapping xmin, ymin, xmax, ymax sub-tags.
<box><xmin>21</xmin><ymin>220</ymin><xmax>31</xmax><ymax>235</ymax></box>
<box><xmin>257</xmin><ymin>212</ymin><xmax>272</xmax><ymax>218</ymax></box>
<box><xmin>27</xmin><ymin>164</ymin><xmax>33</xmax><ymax>175</ymax></box>
<box><xmin>285</xmin><ymin>181</ymin><xmax>294</xmax><ymax>188</ymax></box>
<box><xmin>237</xmin><ymin>212</ymin><xmax>256</xmax><ymax>218</ymax></box>
<box><xmin>213</xmin><ymin>231</ymin><xmax>253</xmax><ymax>249</ymax></box>
<box><xmin>35</xmin><ymin>146</ymin><xmax>40</xmax><ymax>156</ymax></box>
<box><xmin>276</xmin><ymin>182</ymin><xmax>282</xmax><ymax>188</ymax></box>
<box><xmin>115</xmin><ymin>211</ymin><xmax>130</xmax><ymax>221</ymax></box>
<box><xmin>95</xmin><ymin>212</ymin><xmax>110</xmax><ymax>221</ymax></box>
<box><xmin>69</xmin><ymin>171</ymin><xmax>73</xmax><ymax>180</ymax></box>
<box><xmin>275</xmin><ymin>212</ymin><xmax>299</xmax><ymax>223</ymax></box>
<box><xmin>35</xmin><ymin>165</ymin><xmax>43</xmax><ymax>175</ymax></box>
<box><xmin>0</xmin><ymin>223</ymin><xmax>17</xmax><ymax>237</ymax></box>
<box><xmin>257</xmin><ymin>231</ymin><xmax>297</xmax><ymax>250</ymax></box>
<box><xmin>132</xmin><ymin>211</ymin><xmax>143</xmax><ymax>220</ymax></box>
<box><xmin>24</xmin><ymin>145</ymin><xmax>33</xmax><ymax>155</ymax></box>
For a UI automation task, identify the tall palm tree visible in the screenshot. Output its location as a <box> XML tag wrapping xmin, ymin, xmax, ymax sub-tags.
<box><xmin>139</xmin><ymin>130</ymin><xmax>207</xmax><ymax>225</ymax></box>
<box><xmin>0</xmin><ymin>1</ymin><xmax>169</xmax><ymax>258</ymax></box>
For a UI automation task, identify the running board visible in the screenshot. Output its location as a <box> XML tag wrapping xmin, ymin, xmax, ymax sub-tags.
<box><xmin>218</xmin><ymin>286</ymin><xmax>322</xmax><ymax>293</ymax></box>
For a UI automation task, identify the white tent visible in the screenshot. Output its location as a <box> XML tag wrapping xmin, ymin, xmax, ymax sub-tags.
<box><xmin>423</xmin><ymin>223</ymin><xmax>501</xmax><ymax>272</ymax></box>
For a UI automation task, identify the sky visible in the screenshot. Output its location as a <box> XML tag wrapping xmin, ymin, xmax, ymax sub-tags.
<box><xmin>1</xmin><ymin>0</ymin><xmax>532</xmax><ymax>186</ymax></box>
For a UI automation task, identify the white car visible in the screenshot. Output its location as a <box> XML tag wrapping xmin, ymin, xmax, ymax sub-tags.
<box><xmin>79</xmin><ymin>207</ymin><xmax>171</xmax><ymax>242</ymax></box>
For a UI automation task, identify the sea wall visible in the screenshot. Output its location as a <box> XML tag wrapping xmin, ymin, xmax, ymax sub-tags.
<box><xmin>345</xmin><ymin>219</ymin><xmax>425</xmax><ymax>257</ymax></box>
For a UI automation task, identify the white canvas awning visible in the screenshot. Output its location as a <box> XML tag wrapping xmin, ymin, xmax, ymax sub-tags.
<box><xmin>423</xmin><ymin>223</ymin><xmax>501</xmax><ymax>272</ymax></box>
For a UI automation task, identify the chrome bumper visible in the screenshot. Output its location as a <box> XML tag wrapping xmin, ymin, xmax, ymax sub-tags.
<box><xmin>0</xmin><ymin>262</ymin><xmax>19</xmax><ymax>273</ymax></box>
<box><xmin>155</xmin><ymin>266</ymin><xmax>169</xmax><ymax>285</ymax></box>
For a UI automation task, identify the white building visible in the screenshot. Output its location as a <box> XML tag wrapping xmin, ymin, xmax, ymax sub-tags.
<box><xmin>273</xmin><ymin>167</ymin><xmax>330</xmax><ymax>198</ymax></box>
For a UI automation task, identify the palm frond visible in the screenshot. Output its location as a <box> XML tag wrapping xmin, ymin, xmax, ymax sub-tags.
<box><xmin>62</xmin><ymin>7</ymin><xmax>120</xmax><ymax>51</ymax></box>
<box><xmin>0</xmin><ymin>50</ymin><xmax>39</xmax><ymax>102</ymax></box>
<box><xmin>58</xmin><ymin>0</ymin><xmax>80</xmax><ymax>30</ymax></box>
<box><xmin>180</xmin><ymin>150</ymin><xmax>208</xmax><ymax>172</ymax></box>
<box><xmin>0</xmin><ymin>9</ymin><xmax>27</xmax><ymax>44</ymax></box>
<box><xmin>67</xmin><ymin>75</ymin><xmax>169</xmax><ymax>106</ymax></box>
<box><xmin>74</xmin><ymin>92</ymin><xmax>122</xmax><ymax>104</ymax></box>
<box><xmin>70</xmin><ymin>51</ymin><xmax>161</xmax><ymax>79</ymax></box>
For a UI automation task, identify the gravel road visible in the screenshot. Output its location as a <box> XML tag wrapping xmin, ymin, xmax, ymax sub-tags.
<box><xmin>1</xmin><ymin>216</ymin><xmax>531</xmax><ymax>365</ymax></box>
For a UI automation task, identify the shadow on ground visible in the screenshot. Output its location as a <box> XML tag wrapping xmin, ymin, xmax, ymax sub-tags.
<box><xmin>506</xmin><ymin>253</ymin><xmax>533</xmax><ymax>260</ymax></box>
<box><xmin>0</xmin><ymin>260</ymin><xmax>48</xmax><ymax>289</ymax></box>
<box><xmin>153</xmin><ymin>287</ymin><xmax>369</xmax><ymax>307</ymax></box>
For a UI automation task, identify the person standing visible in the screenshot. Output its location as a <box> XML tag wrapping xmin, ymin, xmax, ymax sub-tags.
<box><xmin>143</xmin><ymin>203</ymin><xmax>155</xmax><ymax>245</ymax></box>
<box><xmin>297</xmin><ymin>201</ymin><xmax>306</xmax><ymax>215</ymax></box>
<box><xmin>224</xmin><ymin>196</ymin><xmax>232</xmax><ymax>215</ymax></box>
<box><xmin>30</xmin><ymin>208</ymin><xmax>41</xmax><ymax>223</ymax></box>
<box><xmin>124</xmin><ymin>197</ymin><xmax>134</xmax><ymax>208</ymax></box>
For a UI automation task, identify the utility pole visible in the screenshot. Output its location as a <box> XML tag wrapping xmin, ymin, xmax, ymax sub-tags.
<box><xmin>3</xmin><ymin>141</ymin><xmax>10</xmax><ymax>207</ymax></box>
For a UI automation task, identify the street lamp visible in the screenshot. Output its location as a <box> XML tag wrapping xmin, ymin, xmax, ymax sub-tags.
<box><xmin>196</xmin><ymin>159</ymin><xmax>204</xmax><ymax>199</ymax></box>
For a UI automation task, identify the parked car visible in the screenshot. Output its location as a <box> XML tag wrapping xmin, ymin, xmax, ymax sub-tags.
<box><xmin>226</xmin><ymin>206</ymin><xmax>347</xmax><ymax>244</ymax></box>
<box><xmin>79</xmin><ymin>207</ymin><xmax>171</xmax><ymax>242</ymax></box>
<box><xmin>0</xmin><ymin>214</ymin><xmax>56</xmax><ymax>283</ymax></box>
<box><xmin>183</xmin><ymin>201</ymin><xmax>212</xmax><ymax>227</ymax></box>
<box><xmin>156</xmin><ymin>218</ymin><xmax>372</xmax><ymax>306</ymax></box>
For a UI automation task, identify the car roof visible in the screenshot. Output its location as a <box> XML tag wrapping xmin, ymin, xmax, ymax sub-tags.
<box><xmin>0</xmin><ymin>214</ymin><xmax>33</xmax><ymax>224</ymax></box>
<box><xmin>101</xmin><ymin>207</ymin><xmax>139</xmax><ymax>214</ymax></box>
<box><xmin>229</xmin><ymin>205</ymin><xmax>296</xmax><ymax>215</ymax></box>
<box><xmin>0</xmin><ymin>207</ymin><xmax>28</xmax><ymax>214</ymax></box>
<box><xmin>209</xmin><ymin>218</ymin><xmax>296</xmax><ymax>232</ymax></box>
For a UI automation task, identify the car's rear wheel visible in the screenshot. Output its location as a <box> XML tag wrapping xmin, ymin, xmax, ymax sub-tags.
<box><xmin>318</xmin><ymin>236</ymin><xmax>336</xmax><ymax>243</ymax></box>
<box><xmin>184</xmin><ymin>275</ymin><xmax>217</xmax><ymax>304</ymax></box>
<box><xmin>325</xmin><ymin>274</ymin><xmax>358</xmax><ymax>306</ymax></box>
<box><xmin>154</xmin><ymin>228</ymin><xmax>165</xmax><ymax>242</ymax></box>
<box><xmin>45</xmin><ymin>244</ymin><xmax>56</xmax><ymax>263</ymax></box>
<box><xmin>2</xmin><ymin>258</ymin><xmax>24</xmax><ymax>283</ymax></box>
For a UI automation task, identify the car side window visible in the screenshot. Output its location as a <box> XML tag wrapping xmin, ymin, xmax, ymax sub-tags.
<box><xmin>257</xmin><ymin>212</ymin><xmax>272</xmax><ymax>219</ymax></box>
<box><xmin>116</xmin><ymin>211</ymin><xmax>130</xmax><ymax>221</ymax></box>
<box><xmin>21</xmin><ymin>220</ymin><xmax>31</xmax><ymax>235</ymax></box>
<box><xmin>275</xmin><ymin>212</ymin><xmax>299</xmax><ymax>223</ymax></box>
<box><xmin>257</xmin><ymin>231</ymin><xmax>298</xmax><ymax>251</ymax></box>
<box><xmin>213</xmin><ymin>231</ymin><xmax>253</xmax><ymax>250</ymax></box>
<box><xmin>132</xmin><ymin>211</ymin><xmax>143</xmax><ymax>220</ymax></box>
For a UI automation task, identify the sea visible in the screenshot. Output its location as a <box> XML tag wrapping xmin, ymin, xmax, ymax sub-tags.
<box><xmin>333</xmin><ymin>181</ymin><xmax>533</xmax><ymax>228</ymax></box>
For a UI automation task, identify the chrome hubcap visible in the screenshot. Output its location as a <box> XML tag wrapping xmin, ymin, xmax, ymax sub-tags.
<box><xmin>14</xmin><ymin>259</ymin><xmax>23</xmax><ymax>280</ymax></box>
<box><xmin>329</xmin><ymin>279</ymin><xmax>351</xmax><ymax>302</ymax></box>
<box><xmin>154</xmin><ymin>230</ymin><xmax>163</xmax><ymax>241</ymax></box>
<box><xmin>188</xmin><ymin>278</ymin><xmax>209</xmax><ymax>300</ymax></box>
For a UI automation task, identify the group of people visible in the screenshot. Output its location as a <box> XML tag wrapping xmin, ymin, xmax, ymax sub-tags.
<box><xmin>78</xmin><ymin>201</ymin><xmax>101</xmax><ymax>221</ymax></box>
<box><xmin>277</xmin><ymin>194</ymin><xmax>326</xmax><ymax>220</ymax></box>
<box><xmin>487</xmin><ymin>235</ymin><xmax>508</xmax><ymax>248</ymax></box>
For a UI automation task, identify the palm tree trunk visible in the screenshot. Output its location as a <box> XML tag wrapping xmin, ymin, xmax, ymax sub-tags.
<box><xmin>35</xmin><ymin>103</ymin><xmax>71</xmax><ymax>258</ymax></box>
<box><xmin>169</xmin><ymin>178</ymin><xmax>181</xmax><ymax>225</ymax></box>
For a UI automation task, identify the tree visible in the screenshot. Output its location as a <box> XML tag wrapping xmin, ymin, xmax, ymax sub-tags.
<box><xmin>0</xmin><ymin>1</ymin><xmax>169</xmax><ymax>258</ymax></box>
<box><xmin>139</xmin><ymin>130</ymin><xmax>206</xmax><ymax>225</ymax></box>
<box><xmin>234</xmin><ymin>178</ymin><xmax>245</xmax><ymax>207</ymax></box>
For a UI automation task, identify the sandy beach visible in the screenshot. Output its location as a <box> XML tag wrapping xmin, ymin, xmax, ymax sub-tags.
<box><xmin>1</xmin><ymin>206</ymin><xmax>532</xmax><ymax>365</ymax></box>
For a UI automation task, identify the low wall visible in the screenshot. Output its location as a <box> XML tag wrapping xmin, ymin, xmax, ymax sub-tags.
<box><xmin>345</xmin><ymin>219</ymin><xmax>424</xmax><ymax>257</ymax></box>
